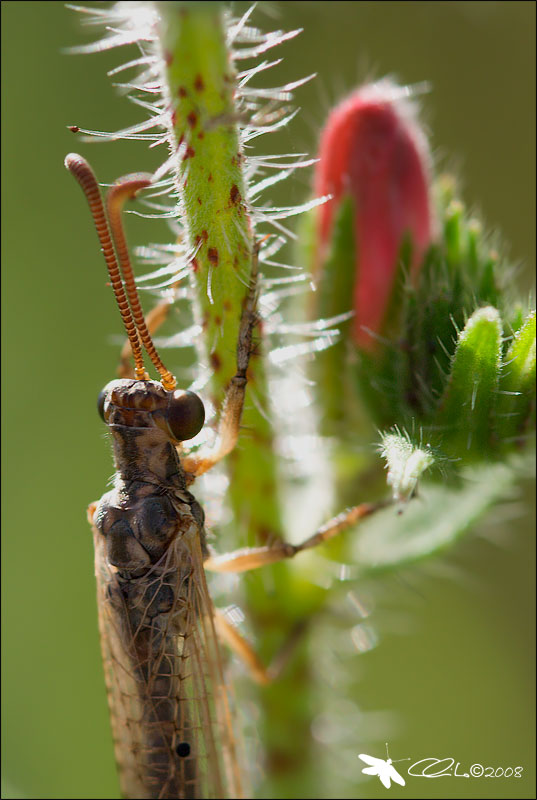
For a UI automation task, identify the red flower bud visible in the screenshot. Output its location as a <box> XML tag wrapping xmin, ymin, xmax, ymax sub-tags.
<box><xmin>314</xmin><ymin>81</ymin><xmax>434</xmax><ymax>350</ymax></box>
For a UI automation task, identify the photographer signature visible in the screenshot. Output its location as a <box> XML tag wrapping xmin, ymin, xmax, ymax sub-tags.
<box><xmin>359</xmin><ymin>747</ymin><xmax>524</xmax><ymax>788</ymax></box>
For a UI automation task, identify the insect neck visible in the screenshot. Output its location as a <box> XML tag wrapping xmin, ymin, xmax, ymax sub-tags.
<box><xmin>110</xmin><ymin>424</ymin><xmax>186</xmax><ymax>489</ymax></box>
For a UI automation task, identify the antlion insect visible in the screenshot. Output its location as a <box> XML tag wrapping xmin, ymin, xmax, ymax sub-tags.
<box><xmin>65</xmin><ymin>153</ymin><xmax>387</xmax><ymax>800</ymax></box>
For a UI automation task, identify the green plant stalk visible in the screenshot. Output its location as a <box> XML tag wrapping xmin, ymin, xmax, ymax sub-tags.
<box><xmin>157</xmin><ymin>3</ymin><xmax>283</xmax><ymax>547</ymax></box>
<box><xmin>158</xmin><ymin>3</ymin><xmax>252</xmax><ymax>405</ymax></box>
<box><xmin>157</xmin><ymin>5</ymin><xmax>324</xmax><ymax>794</ymax></box>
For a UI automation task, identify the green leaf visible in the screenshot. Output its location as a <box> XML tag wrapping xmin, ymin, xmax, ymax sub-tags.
<box><xmin>355</xmin><ymin>462</ymin><xmax>518</xmax><ymax>570</ymax></box>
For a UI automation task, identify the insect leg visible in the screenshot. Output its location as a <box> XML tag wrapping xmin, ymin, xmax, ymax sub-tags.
<box><xmin>214</xmin><ymin>610</ymin><xmax>309</xmax><ymax>686</ymax></box>
<box><xmin>213</xmin><ymin>608</ymin><xmax>270</xmax><ymax>685</ymax></box>
<box><xmin>182</xmin><ymin>242</ymin><xmax>260</xmax><ymax>478</ymax></box>
<box><xmin>204</xmin><ymin>500</ymin><xmax>390</xmax><ymax>573</ymax></box>
<box><xmin>87</xmin><ymin>501</ymin><xmax>98</xmax><ymax>525</ymax></box>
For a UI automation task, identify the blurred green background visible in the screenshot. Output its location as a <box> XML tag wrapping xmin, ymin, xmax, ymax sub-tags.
<box><xmin>2</xmin><ymin>2</ymin><xmax>535</xmax><ymax>798</ymax></box>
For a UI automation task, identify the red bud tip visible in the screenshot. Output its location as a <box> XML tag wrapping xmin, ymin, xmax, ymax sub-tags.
<box><xmin>315</xmin><ymin>81</ymin><xmax>434</xmax><ymax>350</ymax></box>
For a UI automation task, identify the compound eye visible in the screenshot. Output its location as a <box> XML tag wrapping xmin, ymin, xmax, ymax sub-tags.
<box><xmin>166</xmin><ymin>390</ymin><xmax>205</xmax><ymax>441</ymax></box>
<box><xmin>97</xmin><ymin>388</ymin><xmax>107</xmax><ymax>422</ymax></box>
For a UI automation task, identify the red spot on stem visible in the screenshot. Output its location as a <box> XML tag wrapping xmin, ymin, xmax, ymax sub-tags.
<box><xmin>194</xmin><ymin>74</ymin><xmax>205</xmax><ymax>92</ymax></box>
<box><xmin>210</xmin><ymin>352</ymin><xmax>222</xmax><ymax>371</ymax></box>
<box><xmin>208</xmin><ymin>248</ymin><xmax>219</xmax><ymax>266</ymax></box>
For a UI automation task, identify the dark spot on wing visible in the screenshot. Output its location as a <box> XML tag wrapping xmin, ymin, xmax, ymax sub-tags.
<box><xmin>176</xmin><ymin>742</ymin><xmax>191</xmax><ymax>757</ymax></box>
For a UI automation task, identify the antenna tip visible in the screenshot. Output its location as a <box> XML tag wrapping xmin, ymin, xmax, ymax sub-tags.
<box><xmin>64</xmin><ymin>152</ymin><xmax>84</xmax><ymax>171</ymax></box>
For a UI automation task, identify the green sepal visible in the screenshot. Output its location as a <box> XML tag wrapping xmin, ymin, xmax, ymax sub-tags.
<box><xmin>310</xmin><ymin>195</ymin><xmax>358</xmax><ymax>435</ymax></box>
<box><xmin>444</xmin><ymin>199</ymin><xmax>464</xmax><ymax>276</ymax></box>
<box><xmin>353</xmin><ymin>236</ymin><xmax>415</xmax><ymax>428</ymax></box>
<box><xmin>436</xmin><ymin>306</ymin><xmax>502</xmax><ymax>461</ymax></box>
<box><xmin>478</xmin><ymin>249</ymin><xmax>501</xmax><ymax>309</ymax></box>
<box><xmin>497</xmin><ymin>310</ymin><xmax>536</xmax><ymax>445</ymax></box>
<box><xmin>354</xmin><ymin>187</ymin><xmax>511</xmax><ymax>434</ymax></box>
<box><xmin>314</xmin><ymin>195</ymin><xmax>356</xmax><ymax>321</ymax></box>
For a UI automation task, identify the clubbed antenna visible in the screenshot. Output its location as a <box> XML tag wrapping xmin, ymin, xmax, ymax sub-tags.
<box><xmin>106</xmin><ymin>177</ymin><xmax>176</xmax><ymax>390</ymax></box>
<box><xmin>64</xmin><ymin>153</ymin><xmax>176</xmax><ymax>390</ymax></box>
